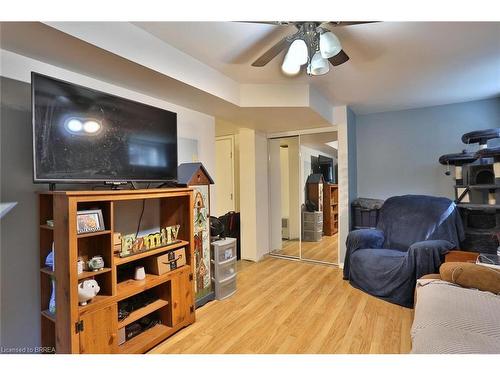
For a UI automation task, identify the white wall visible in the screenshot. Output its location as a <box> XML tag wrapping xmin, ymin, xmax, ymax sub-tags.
<box><xmin>238</xmin><ymin>128</ymin><xmax>270</xmax><ymax>261</ymax></box>
<box><xmin>255</xmin><ymin>131</ymin><xmax>270</xmax><ymax>260</ymax></box>
<box><xmin>0</xmin><ymin>50</ymin><xmax>216</xmax><ymax>350</ymax></box>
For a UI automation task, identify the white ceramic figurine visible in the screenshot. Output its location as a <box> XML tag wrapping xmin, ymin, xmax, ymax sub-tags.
<box><xmin>78</xmin><ymin>279</ymin><xmax>100</xmax><ymax>306</ymax></box>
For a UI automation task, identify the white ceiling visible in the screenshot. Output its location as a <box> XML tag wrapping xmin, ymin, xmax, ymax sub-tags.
<box><xmin>0</xmin><ymin>22</ymin><xmax>330</xmax><ymax>132</ymax></box>
<box><xmin>300</xmin><ymin>132</ymin><xmax>338</xmax><ymax>158</ymax></box>
<box><xmin>135</xmin><ymin>22</ymin><xmax>500</xmax><ymax>114</ymax></box>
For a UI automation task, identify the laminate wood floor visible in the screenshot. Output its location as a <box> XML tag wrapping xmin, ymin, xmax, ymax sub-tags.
<box><xmin>274</xmin><ymin>234</ymin><xmax>338</xmax><ymax>264</ymax></box>
<box><xmin>150</xmin><ymin>256</ymin><xmax>413</xmax><ymax>354</ymax></box>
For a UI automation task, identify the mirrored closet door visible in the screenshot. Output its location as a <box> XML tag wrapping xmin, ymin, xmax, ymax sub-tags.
<box><xmin>268</xmin><ymin>136</ymin><xmax>301</xmax><ymax>258</ymax></box>
<box><xmin>299</xmin><ymin>132</ymin><xmax>339</xmax><ymax>265</ymax></box>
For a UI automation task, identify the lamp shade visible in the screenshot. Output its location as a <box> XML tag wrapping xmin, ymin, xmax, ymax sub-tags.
<box><xmin>282</xmin><ymin>56</ymin><xmax>301</xmax><ymax>75</ymax></box>
<box><xmin>281</xmin><ymin>39</ymin><xmax>308</xmax><ymax>75</ymax></box>
<box><xmin>288</xmin><ymin>39</ymin><xmax>308</xmax><ymax>65</ymax></box>
<box><xmin>319</xmin><ymin>31</ymin><xmax>342</xmax><ymax>58</ymax></box>
<box><xmin>308</xmin><ymin>52</ymin><xmax>330</xmax><ymax>76</ymax></box>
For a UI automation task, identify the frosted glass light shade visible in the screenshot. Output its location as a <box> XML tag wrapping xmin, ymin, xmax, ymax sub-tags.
<box><xmin>288</xmin><ymin>39</ymin><xmax>308</xmax><ymax>65</ymax></box>
<box><xmin>282</xmin><ymin>59</ymin><xmax>301</xmax><ymax>75</ymax></box>
<box><xmin>309</xmin><ymin>52</ymin><xmax>330</xmax><ymax>76</ymax></box>
<box><xmin>319</xmin><ymin>31</ymin><xmax>342</xmax><ymax>58</ymax></box>
<box><xmin>282</xmin><ymin>39</ymin><xmax>308</xmax><ymax>75</ymax></box>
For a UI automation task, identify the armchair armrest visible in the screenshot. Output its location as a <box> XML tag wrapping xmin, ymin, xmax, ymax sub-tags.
<box><xmin>344</xmin><ymin>229</ymin><xmax>385</xmax><ymax>279</ymax></box>
<box><xmin>347</xmin><ymin>228</ymin><xmax>385</xmax><ymax>251</ymax></box>
<box><xmin>407</xmin><ymin>240</ymin><xmax>455</xmax><ymax>279</ymax></box>
<box><xmin>408</xmin><ymin>240</ymin><xmax>455</xmax><ymax>255</ymax></box>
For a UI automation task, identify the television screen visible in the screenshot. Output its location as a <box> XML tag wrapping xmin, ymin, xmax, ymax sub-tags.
<box><xmin>318</xmin><ymin>155</ymin><xmax>335</xmax><ymax>183</ymax></box>
<box><xmin>32</xmin><ymin>73</ymin><xmax>178</xmax><ymax>183</ymax></box>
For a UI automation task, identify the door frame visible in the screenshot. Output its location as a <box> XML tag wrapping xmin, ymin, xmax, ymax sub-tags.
<box><xmin>215</xmin><ymin>135</ymin><xmax>235</xmax><ymax>216</ymax></box>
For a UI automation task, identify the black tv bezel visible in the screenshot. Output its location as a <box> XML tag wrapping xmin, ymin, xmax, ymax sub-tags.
<box><xmin>31</xmin><ymin>72</ymin><xmax>178</xmax><ymax>184</ymax></box>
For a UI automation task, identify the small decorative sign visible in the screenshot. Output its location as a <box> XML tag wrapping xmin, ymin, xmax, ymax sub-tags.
<box><xmin>119</xmin><ymin>225</ymin><xmax>181</xmax><ymax>258</ymax></box>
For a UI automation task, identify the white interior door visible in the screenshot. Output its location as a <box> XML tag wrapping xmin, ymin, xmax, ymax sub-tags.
<box><xmin>215</xmin><ymin>136</ymin><xmax>235</xmax><ymax>217</ymax></box>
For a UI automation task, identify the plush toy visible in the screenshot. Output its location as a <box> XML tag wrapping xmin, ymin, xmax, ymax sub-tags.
<box><xmin>78</xmin><ymin>279</ymin><xmax>100</xmax><ymax>306</ymax></box>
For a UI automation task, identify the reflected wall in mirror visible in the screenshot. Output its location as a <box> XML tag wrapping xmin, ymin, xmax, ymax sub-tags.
<box><xmin>300</xmin><ymin>132</ymin><xmax>339</xmax><ymax>265</ymax></box>
<box><xmin>269</xmin><ymin>136</ymin><xmax>301</xmax><ymax>258</ymax></box>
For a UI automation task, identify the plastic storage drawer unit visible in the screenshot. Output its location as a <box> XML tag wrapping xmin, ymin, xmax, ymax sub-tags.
<box><xmin>302</xmin><ymin>229</ymin><xmax>322</xmax><ymax>242</ymax></box>
<box><xmin>211</xmin><ymin>237</ymin><xmax>238</xmax><ymax>300</ymax></box>
<box><xmin>212</xmin><ymin>275</ymin><xmax>237</xmax><ymax>300</ymax></box>
<box><xmin>212</xmin><ymin>259</ymin><xmax>236</xmax><ymax>281</ymax></box>
<box><xmin>213</xmin><ymin>238</ymin><xmax>237</xmax><ymax>263</ymax></box>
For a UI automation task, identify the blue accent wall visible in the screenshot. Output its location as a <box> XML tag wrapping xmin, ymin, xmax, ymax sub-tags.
<box><xmin>356</xmin><ymin>98</ymin><xmax>500</xmax><ymax>200</ymax></box>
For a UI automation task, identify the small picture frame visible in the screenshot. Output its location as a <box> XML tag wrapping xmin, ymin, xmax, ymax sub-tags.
<box><xmin>77</xmin><ymin>209</ymin><xmax>105</xmax><ymax>234</ymax></box>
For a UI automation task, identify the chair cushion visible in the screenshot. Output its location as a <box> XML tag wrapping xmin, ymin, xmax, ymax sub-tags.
<box><xmin>350</xmin><ymin>248</ymin><xmax>406</xmax><ymax>273</ymax></box>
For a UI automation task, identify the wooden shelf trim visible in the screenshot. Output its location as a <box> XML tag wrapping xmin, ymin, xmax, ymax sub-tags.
<box><xmin>38</xmin><ymin>187</ymin><xmax>192</xmax><ymax>196</ymax></box>
<box><xmin>77</xmin><ymin>229</ymin><xmax>112</xmax><ymax>239</ymax></box>
<box><xmin>78</xmin><ymin>268</ymin><xmax>112</xmax><ymax>280</ymax></box>
<box><xmin>117</xmin><ymin>299</ymin><xmax>169</xmax><ymax>329</ymax></box>
<box><xmin>40</xmin><ymin>267</ymin><xmax>54</xmax><ymax>276</ymax></box>
<box><xmin>118</xmin><ymin>324</ymin><xmax>172</xmax><ymax>354</ymax></box>
<box><xmin>41</xmin><ymin>310</ymin><xmax>56</xmax><ymax>322</ymax></box>
<box><xmin>114</xmin><ymin>240</ymin><xmax>189</xmax><ymax>266</ymax></box>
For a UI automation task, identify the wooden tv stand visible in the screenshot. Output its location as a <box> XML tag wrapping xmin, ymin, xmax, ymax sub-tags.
<box><xmin>38</xmin><ymin>188</ymin><xmax>195</xmax><ymax>354</ymax></box>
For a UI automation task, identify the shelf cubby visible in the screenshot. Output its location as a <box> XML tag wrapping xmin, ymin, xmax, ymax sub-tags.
<box><xmin>117</xmin><ymin>283</ymin><xmax>172</xmax><ymax>329</ymax></box>
<box><xmin>118</xmin><ymin>323</ymin><xmax>172</xmax><ymax>354</ymax></box>
<box><xmin>114</xmin><ymin>240</ymin><xmax>189</xmax><ymax>266</ymax></box>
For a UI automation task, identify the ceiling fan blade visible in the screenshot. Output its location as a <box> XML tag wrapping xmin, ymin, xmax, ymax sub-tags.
<box><xmin>328</xmin><ymin>50</ymin><xmax>350</xmax><ymax>66</ymax></box>
<box><xmin>251</xmin><ymin>37</ymin><xmax>293</xmax><ymax>67</ymax></box>
<box><xmin>325</xmin><ymin>21</ymin><xmax>380</xmax><ymax>28</ymax></box>
<box><xmin>237</xmin><ymin>21</ymin><xmax>292</xmax><ymax>26</ymax></box>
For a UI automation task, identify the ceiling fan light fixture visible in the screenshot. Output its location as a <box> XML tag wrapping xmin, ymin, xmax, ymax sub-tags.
<box><xmin>319</xmin><ymin>31</ymin><xmax>342</xmax><ymax>59</ymax></box>
<box><xmin>308</xmin><ymin>52</ymin><xmax>330</xmax><ymax>76</ymax></box>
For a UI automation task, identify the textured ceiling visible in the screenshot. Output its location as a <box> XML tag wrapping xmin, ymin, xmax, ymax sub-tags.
<box><xmin>135</xmin><ymin>21</ymin><xmax>500</xmax><ymax>114</ymax></box>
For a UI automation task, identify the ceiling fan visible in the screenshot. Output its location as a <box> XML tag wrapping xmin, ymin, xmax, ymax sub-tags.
<box><xmin>250</xmin><ymin>21</ymin><xmax>376</xmax><ymax>76</ymax></box>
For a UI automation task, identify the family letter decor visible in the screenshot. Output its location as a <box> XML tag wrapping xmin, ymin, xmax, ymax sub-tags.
<box><xmin>119</xmin><ymin>224</ymin><xmax>181</xmax><ymax>258</ymax></box>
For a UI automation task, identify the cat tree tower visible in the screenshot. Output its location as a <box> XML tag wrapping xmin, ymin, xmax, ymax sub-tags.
<box><xmin>439</xmin><ymin>128</ymin><xmax>500</xmax><ymax>254</ymax></box>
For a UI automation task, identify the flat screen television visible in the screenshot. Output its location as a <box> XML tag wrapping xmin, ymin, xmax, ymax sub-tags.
<box><xmin>32</xmin><ymin>73</ymin><xmax>178</xmax><ymax>183</ymax></box>
<box><xmin>318</xmin><ymin>155</ymin><xmax>336</xmax><ymax>183</ymax></box>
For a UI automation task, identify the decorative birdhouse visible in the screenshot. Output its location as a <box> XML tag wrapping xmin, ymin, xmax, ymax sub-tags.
<box><xmin>177</xmin><ymin>163</ymin><xmax>215</xmax><ymax>308</ymax></box>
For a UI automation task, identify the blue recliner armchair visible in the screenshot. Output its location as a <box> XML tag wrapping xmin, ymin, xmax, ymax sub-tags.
<box><xmin>343</xmin><ymin>195</ymin><xmax>465</xmax><ymax>307</ymax></box>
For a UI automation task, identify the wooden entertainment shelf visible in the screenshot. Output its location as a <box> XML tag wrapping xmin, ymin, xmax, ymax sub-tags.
<box><xmin>38</xmin><ymin>188</ymin><xmax>195</xmax><ymax>354</ymax></box>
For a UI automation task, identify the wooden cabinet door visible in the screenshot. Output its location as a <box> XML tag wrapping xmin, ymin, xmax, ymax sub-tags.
<box><xmin>79</xmin><ymin>304</ymin><xmax>117</xmax><ymax>354</ymax></box>
<box><xmin>172</xmin><ymin>269</ymin><xmax>195</xmax><ymax>327</ymax></box>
